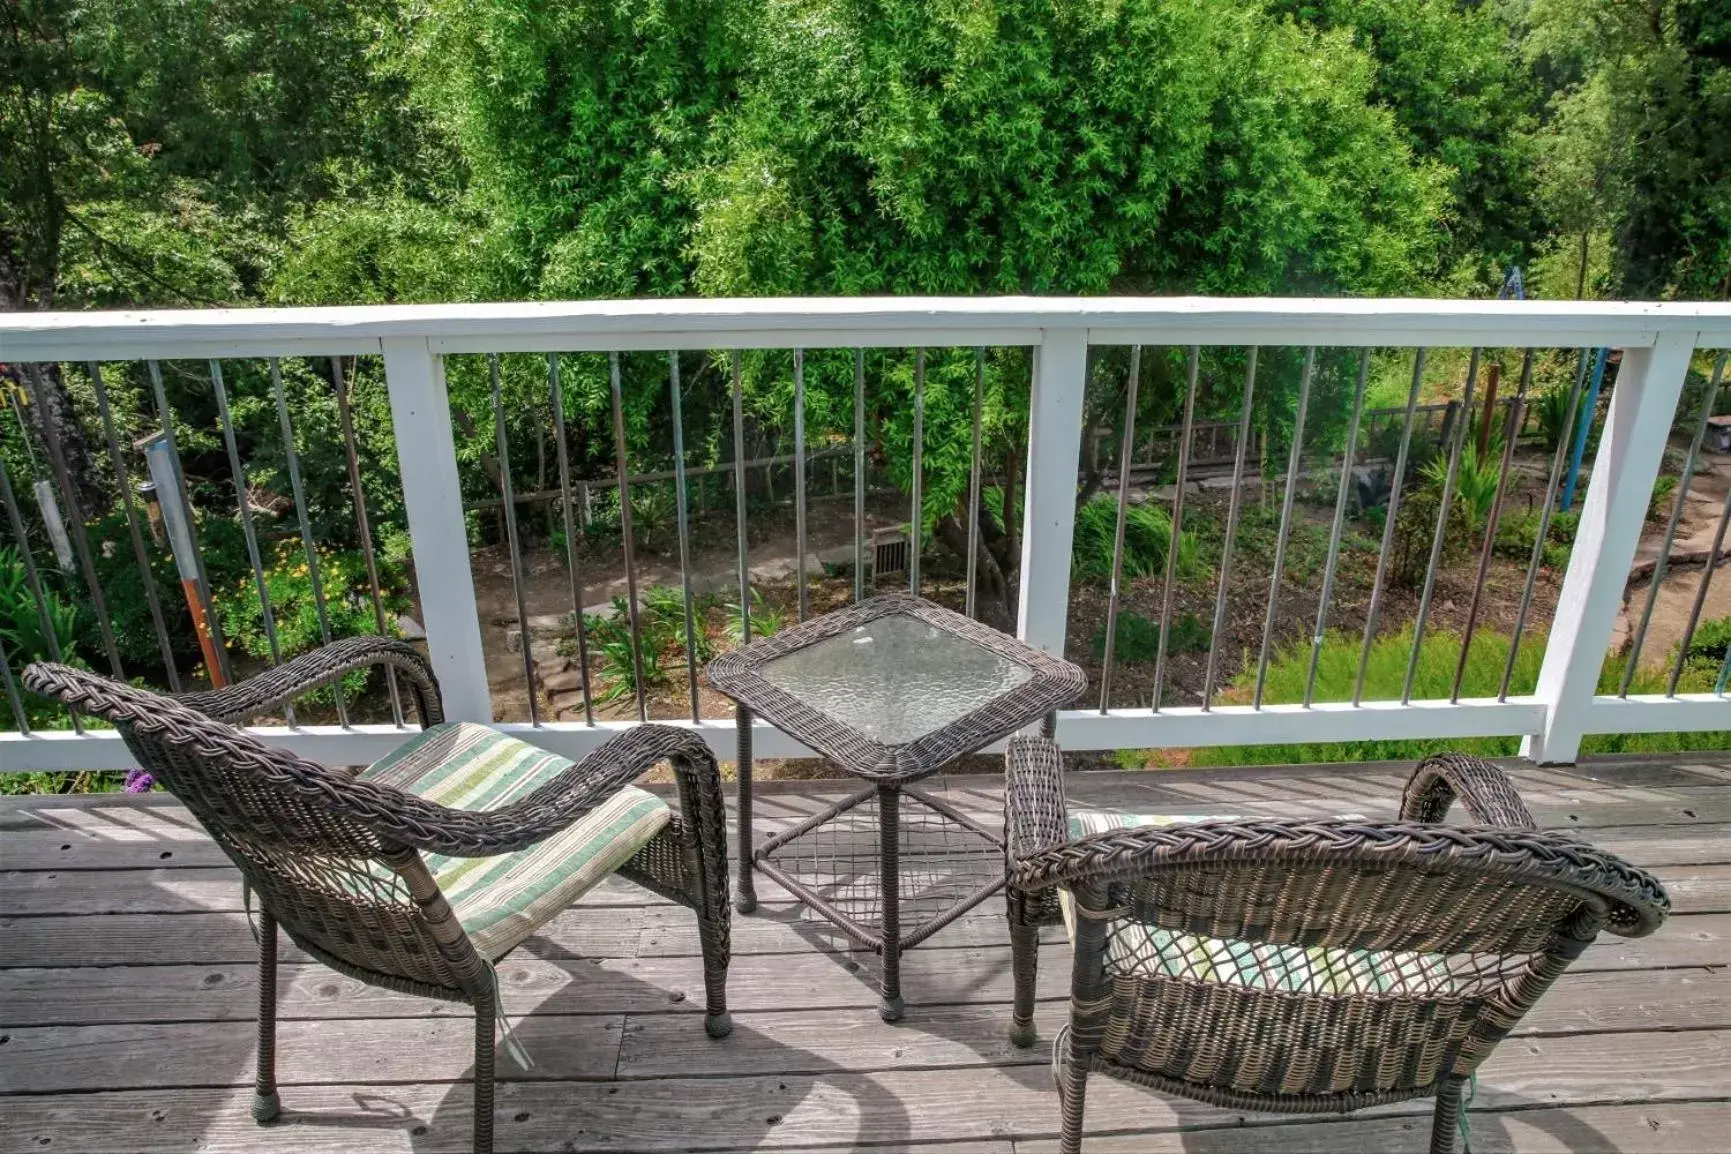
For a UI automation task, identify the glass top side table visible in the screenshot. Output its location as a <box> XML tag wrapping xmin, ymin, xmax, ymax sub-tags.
<box><xmin>706</xmin><ymin>592</ymin><xmax>1086</xmax><ymax>1020</ymax></box>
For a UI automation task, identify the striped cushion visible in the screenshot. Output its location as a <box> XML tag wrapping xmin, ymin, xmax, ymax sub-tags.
<box><xmin>363</xmin><ymin>722</ymin><xmax>671</xmax><ymax>960</ymax></box>
<box><xmin>1064</xmin><ymin>809</ymin><xmax>1442</xmax><ymax>996</ymax></box>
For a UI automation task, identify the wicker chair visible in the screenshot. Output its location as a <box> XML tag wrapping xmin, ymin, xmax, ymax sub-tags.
<box><xmin>1002</xmin><ymin>738</ymin><xmax>1670</xmax><ymax>1154</ymax></box>
<box><xmin>23</xmin><ymin>637</ymin><xmax>732</xmax><ymax>1154</ymax></box>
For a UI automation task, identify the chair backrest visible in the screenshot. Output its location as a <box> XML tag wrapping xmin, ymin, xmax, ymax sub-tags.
<box><xmin>1022</xmin><ymin>818</ymin><xmax>1667</xmax><ymax>1105</ymax></box>
<box><xmin>22</xmin><ymin>662</ymin><xmax>487</xmax><ymax>999</ymax></box>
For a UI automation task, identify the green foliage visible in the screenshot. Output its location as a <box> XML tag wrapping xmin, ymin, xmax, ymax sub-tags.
<box><xmin>216</xmin><ymin>539</ymin><xmax>408</xmax><ymax>705</ymax></box>
<box><xmin>1687</xmin><ymin>616</ymin><xmax>1731</xmax><ymax>667</ymax></box>
<box><xmin>1</xmin><ymin>547</ymin><xmax>80</xmax><ymax>667</ymax></box>
<box><xmin>1091</xmin><ymin>610</ymin><xmax>1210</xmax><ymax>665</ymax></box>
<box><xmin>1494</xmin><ymin>510</ymin><xmax>1576</xmax><ymax>571</ymax></box>
<box><xmin>1072</xmin><ymin>496</ymin><xmax>1201</xmax><ymax>585</ymax></box>
<box><xmin>1421</xmin><ymin>438</ymin><xmax>1503</xmax><ymax>539</ymax></box>
<box><xmin>584</xmin><ymin>612</ymin><xmax>670</xmax><ymax>705</ymax></box>
<box><xmin>1183</xmin><ymin>626</ymin><xmax>1730</xmax><ymax>767</ymax></box>
<box><xmin>1388</xmin><ymin>484</ymin><xmax>1472</xmax><ymax>589</ymax></box>
<box><xmin>726</xmin><ymin>588</ymin><xmax>785</xmax><ymax>645</ymax></box>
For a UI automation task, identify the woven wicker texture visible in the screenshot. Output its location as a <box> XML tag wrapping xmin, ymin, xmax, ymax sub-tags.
<box><xmin>1002</xmin><ymin>739</ymin><xmax>1670</xmax><ymax>1154</ymax></box>
<box><xmin>23</xmin><ymin>638</ymin><xmax>733</xmax><ymax>1154</ymax></box>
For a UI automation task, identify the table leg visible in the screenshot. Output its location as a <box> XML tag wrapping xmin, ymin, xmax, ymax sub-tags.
<box><xmin>877</xmin><ymin>782</ymin><xmax>904</xmax><ymax>1021</ymax></box>
<box><xmin>735</xmin><ymin>703</ymin><xmax>758</xmax><ymax>914</ymax></box>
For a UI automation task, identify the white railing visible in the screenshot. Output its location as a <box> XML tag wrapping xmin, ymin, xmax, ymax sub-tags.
<box><xmin>3</xmin><ymin>296</ymin><xmax>1729</xmax><ymax>771</ymax></box>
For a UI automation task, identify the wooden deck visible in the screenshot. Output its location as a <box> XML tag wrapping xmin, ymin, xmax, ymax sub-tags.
<box><xmin>2</xmin><ymin>755</ymin><xmax>1729</xmax><ymax>1153</ymax></box>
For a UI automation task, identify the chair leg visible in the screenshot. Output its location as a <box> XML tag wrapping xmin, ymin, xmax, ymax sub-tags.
<box><xmin>1055</xmin><ymin>1030</ymin><xmax>1088</xmax><ymax>1154</ymax></box>
<box><xmin>697</xmin><ymin>900</ymin><xmax>733</xmax><ymax>1039</ymax></box>
<box><xmin>1008</xmin><ymin>919</ymin><xmax>1039</xmax><ymax>1048</ymax></box>
<box><xmin>1429</xmin><ymin>1075</ymin><xmax>1464</xmax><ymax>1154</ymax></box>
<box><xmin>877</xmin><ymin>784</ymin><xmax>904</xmax><ymax>1022</ymax></box>
<box><xmin>473</xmin><ymin>993</ymin><xmax>497</xmax><ymax>1154</ymax></box>
<box><xmin>735</xmin><ymin>703</ymin><xmax>758</xmax><ymax>915</ymax></box>
<box><xmin>251</xmin><ymin>911</ymin><xmax>281</xmax><ymax>1124</ymax></box>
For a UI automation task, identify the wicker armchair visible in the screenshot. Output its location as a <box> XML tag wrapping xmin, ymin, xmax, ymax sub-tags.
<box><xmin>1002</xmin><ymin>738</ymin><xmax>1669</xmax><ymax>1154</ymax></box>
<box><xmin>24</xmin><ymin>637</ymin><xmax>732</xmax><ymax>1154</ymax></box>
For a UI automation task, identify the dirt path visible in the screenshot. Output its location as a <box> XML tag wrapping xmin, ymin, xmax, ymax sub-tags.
<box><xmin>1614</xmin><ymin>455</ymin><xmax>1731</xmax><ymax>671</ymax></box>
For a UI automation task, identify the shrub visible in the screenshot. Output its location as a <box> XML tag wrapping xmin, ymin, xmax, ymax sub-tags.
<box><xmin>1</xmin><ymin>546</ymin><xmax>80</xmax><ymax>667</ymax></box>
<box><xmin>1648</xmin><ymin>474</ymin><xmax>1678</xmax><ymax>522</ymax></box>
<box><xmin>725</xmin><ymin>587</ymin><xmax>785</xmax><ymax>644</ymax></box>
<box><xmin>1494</xmin><ymin>511</ymin><xmax>1573</xmax><ymax>571</ymax></box>
<box><xmin>1072</xmin><ymin>495</ymin><xmax>1201</xmax><ymax>584</ymax></box>
<box><xmin>1421</xmin><ymin>438</ymin><xmax>1502</xmax><ymax>538</ymax></box>
<box><xmin>584</xmin><ymin>611</ymin><xmax>669</xmax><ymax>704</ymax></box>
<box><xmin>1532</xmin><ymin>385</ymin><xmax>1581</xmax><ymax>453</ymax></box>
<box><xmin>1388</xmin><ymin>485</ymin><xmax>1471</xmax><ymax>589</ymax></box>
<box><xmin>1687</xmin><ymin>616</ymin><xmax>1731</xmax><ymax>667</ymax></box>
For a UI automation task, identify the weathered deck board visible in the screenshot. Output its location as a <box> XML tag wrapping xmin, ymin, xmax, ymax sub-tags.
<box><xmin>3</xmin><ymin>760</ymin><xmax>1728</xmax><ymax>1153</ymax></box>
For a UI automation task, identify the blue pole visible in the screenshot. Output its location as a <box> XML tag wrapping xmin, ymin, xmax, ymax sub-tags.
<box><xmin>1560</xmin><ymin>347</ymin><xmax>1608</xmax><ymax>513</ymax></box>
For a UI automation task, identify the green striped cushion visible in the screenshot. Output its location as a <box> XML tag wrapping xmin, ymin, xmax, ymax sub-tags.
<box><xmin>363</xmin><ymin>722</ymin><xmax>671</xmax><ymax>960</ymax></box>
<box><xmin>1064</xmin><ymin>809</ymin><xmax>1441</xmax><ymax>996</ymax></box>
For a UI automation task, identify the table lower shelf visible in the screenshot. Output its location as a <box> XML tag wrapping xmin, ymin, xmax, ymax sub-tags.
<box><xmin>748</xmin><ymin>782</ymin><xmax>1007</xmax><ymax>952</ymax></box>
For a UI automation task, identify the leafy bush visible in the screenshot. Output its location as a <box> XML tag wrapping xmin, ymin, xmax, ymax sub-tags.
<box><xmin>726</xmin><ymin>587</ymin><xmax>785</xmax><ymax>644</ymax></box>
<box><xmin>1388</xmin><ymin>485</ymin><xmax>1471</xmax><ymax>589</ymax></box>
<box><xmin>1</xmin><ymin>546</ymin><xmax>80</xmax><ymax>667</ymax></box>
<box><xmin>1421</xmin><ymin>438</ymin><xmax>1502</xmax><ymax>538</ymax></box>
<box><xmin>1072</xmin><ymin>495</ymin><xmax>1201</xmax><ymax>585</ymax></box>
<box><xmin>1687</xmin><ymin>616</ymin><xmax>1731</xmax><ymax>667</ymax></box>
<box><xmin>1532</xmin><ymin>385</ymin><xmax>1581</xmax><ymax>453</ymax></box>
<box><xmin>1648</xmin><ymin>474</ymin><xmax>1678</xmax><ymax>522</ymax></box>
<box><xmin>1177</xmin><ymin>627</ymin><xmax>1730</xmax><ymax>767</ymax></box>
<box><xmin>641</xmin><ymin>585</ymin><xmax>717</xmax><ymax>663</ymax></box>
<box><xmin>583</xmin><ymin>611</ymin><xmax>669</xmax><ymax>705</ymax></box>
<box><xmin>1494</xmin><ymin>511</ymin><xmax>1573</xmax><ymax>571</ymax></box>
<box><xmin>217</xmin><ymin>540</ymin><xmax>409</xmax><ymax>705</ymax></box>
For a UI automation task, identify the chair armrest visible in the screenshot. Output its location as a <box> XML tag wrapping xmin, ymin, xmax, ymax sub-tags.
<box><xmin>1005</xmin><ymin>735</ymin><xmax>1068</xmax><ymax>862</ymax></box>
<box><xmin>175</xmin><ymin>636</ymin><xmax>442</xmax><ymax>728</ymax></box>
<box><xmin>1399</xmin><ymin>752</ymin><xmax>1536</xmax><ymax>829</ymax></box>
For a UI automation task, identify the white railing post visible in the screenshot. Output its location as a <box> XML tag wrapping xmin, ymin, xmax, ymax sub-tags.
<box><xmin>381</xmin><ymin>337</ymin><xmax>492</xmax><ymax>722</ymax></box>
<box><xmin>1524</xmin><ymin>331</ymin><xmax>1697</xmax><ymax>764</ymax></box>
<box><xmin>1017</xmin><ymin>328</ymin><xmax>1088</xmax><ymax>655</ymax></box>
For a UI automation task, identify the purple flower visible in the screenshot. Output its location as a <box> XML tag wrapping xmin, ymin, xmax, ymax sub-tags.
<box><xmin>124</xmin><ymin>769</ymin><xmax>155</xmax><ymax>794</ymax></box>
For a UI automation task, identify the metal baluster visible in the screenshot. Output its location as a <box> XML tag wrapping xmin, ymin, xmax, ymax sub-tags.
<box><xmin>669</xmin><ymin>352</ymin><xmax>701</xmax><ymax>723</ymax></box>
<box><xmin>1253</xmin><ymin>347</ymin><xmax>1317</xmax><ymax>710</ymax></box>
<box><xmin>1623</xmin><ymin>352</ymin><xmax>1726</xmax><ymax>695</ymax></box>
<box><xmin>1403</xmin><ymin>350</ymin><xmax>1479</xmax><ymax>704</ymax></box>
<box><xmin>149</xmin><ymin>361</ymin><xmax>231</xmax><ymax>683</ymax></box>
<box><xmin>1669</xmin><ymin>485</ymin><xmax>1731</xmax><ymax>697</ymax></box>
<box><xmin>271</xmin><ymin>359</ymin><xmax>348</xmax><ymax>726</ymax></box>
<box><xmin>1152</xmin><ymin>347</ymin><xmax>1201</xmax><ymax>713</ymax></box>
<box><xmin>1099</xmin><ymin>346</ymin><xmax>1143</xmax><ymax>713</ymax></box>
<box><xmin>733</xmin><ymin>352</ymin><xmax>752</xmax><ymax>638</ymax></box>
<box><xmin>910</xmin><ymin>348</ymin><xmax>925</xmax><ymax>594</ymax></box>
<box><xmin>609</xmin><ymin>352</ymin><xmax>648</xmax><ymax>723</ymax></box>
<box><xmin>854</xmin><ymin>349</ymin><xmax>866</xmax><ymax>602</ymax></box>
<box><xmin>1453</xmin><ymin>351</ymin><xmax>1533</xmax><ymax>702</ymax></box>
<box><xmin>24</xmin><ymin>365</ymin><xmax>124</xmax><ymax>678</ymax></box>
<box><xmin>1304</xmin><ymin>349</ymin><xmax>1371</xmax><ymax>707</ymax></box>
<box><xmin>549</xmin><ymin>354</ymin><xmax>595</xmax><ymax>726</ymax></box>
<box><xmin>794</xmin><ymin>348</ymin><xmax>809</xmax><ymax>622</ymax></box>
<box><xmin>88</xmin><ymin>362</ymin><xmax>180</xmax><ymax>691</ymax></box>
<box><xmin>1354</xmin><ymin>348</ymin><xmax>1428</xmax><ymax>706</ymax></box>
<box><xmin>0</xmin><ymin>456</ymin><xmax>79</xmax><ymax>730</ymax></box>
<box><xmin>1717</xmin><ymin>644</ymin><xmax>1730</xmax><ymax>697</ymax></box>
<box><xmin>490</xmin><ymin>354</ymin><xmax>541</xmax><ymax>726</ymax></box>
<box><xmin>330</xmin><ymin>357</ymin><xmax>404</xmax><ymax>726</ymax></box>
<box><xmin>1201</xmin><ymin>348</ymin><xmax>1259</xmax><ymax>711</ymax></box>
<box><xmin>964</xmin><ymin>347</ymin><xmax>985</xmax><ymax>620</ymax></box>
<box><xmin>1501</xmin><ymin>349</ymin><xmax>1593</xmax><ymax>701</ymax></box>
<box><xmin>0</xmin><ymin>634</ymin><xmax>28</xmax><ymax>734</ymax></box>
<box><xmin>212</xmin><ymin>360</ymin><xmax>289</xmax><ymax>720</ymax></box>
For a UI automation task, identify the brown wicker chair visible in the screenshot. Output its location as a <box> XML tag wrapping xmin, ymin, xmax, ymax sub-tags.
<box><xmin>1002</xmin><ymin>738</ymin><xmax>1669</xmax><ymax>1154</ymax></box>
<box><xmin>23</xmin><ymin>637</ymin><xmax>732</xmax><ymax>1154</ymax></box>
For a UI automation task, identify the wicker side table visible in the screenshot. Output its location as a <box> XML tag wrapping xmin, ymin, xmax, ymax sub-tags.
<box><xmin>707</xmin><ymin>592</ymin><xmax>1085</xmax><ymax>1020</ymax></box>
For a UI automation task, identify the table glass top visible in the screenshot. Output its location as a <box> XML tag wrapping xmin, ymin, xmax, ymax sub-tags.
<box><xmin>758</xmin><ymin>611</ymin><xmax>1033</xmax><ymax>745</ymax></box>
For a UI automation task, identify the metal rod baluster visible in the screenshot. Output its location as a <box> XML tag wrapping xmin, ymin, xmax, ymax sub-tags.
<box><xmin>548</xmin><ymin>354</ymin><xmax>595</xmax><ymax>726</ymax></box>
<box><xmin>1354</xmin><ymin>348</ymin><xmax>1428</xmax><ymax>706</ymax></box>
<box><xmin>1668</xmin><ymin>485</ymin><xmax>1731</xmax><ymax>697</ymax></box>
<box><xmin>1453</xmin><ymin>351</ymin><xmax>1533</xmax><ymax>702</ymax></box>
<box><xmin>608</xmin><ymin>353</ymin><xmax>648</xmax><ymax>724</ymax></box>
<box><xmin>1623</xmin><ymin>352</ymin><xmax>1726</xmax><ymax>694</ymax></box>
<box><xmin>87</xmin><ymin>362</ymin><xmax>179</xmax><ymax>691</ymax></box>
<box><xmin>854</xmin><ymin>350</ymin><xmax>866</xmax><ymax>602</ymax></box>
<box><xmin>1305</xmin><ymin>350</ymin><xmax>1371</xmax><ymax>707</ymax></box>
<box><xmin>794</xmin><ymin>348</ymin><xmax>809</xmax><ymax>622</ymax></box>
<box><xmin>212</xmin><ymin>360</ymin><xmax>288</xmax><ymax>719</ymax></box>
<box><xmin>150</xmin><ymin>361</ymin><xmax>231</xmax><ymax>684</ymax></box>
<box><xmin>910</xmin><ymin>348</ymin><xmax>924</xmax><ymax>594</ymax></box>
<box><xmin>1152</xmin><ymin>347</ymin><xmax>1200</xmax><ymax>713</ymax></box>
<box><xmin>1253</xmin><ymin>347</ymin><xmax>1316</xmax><ymax>710</ymax></box>
<box><xmin>329</xmin><ymin>358</ymin><xmax>404</xmax><ymax>726</ymax></box>
<box><xmin>1501</xmin><ymin>349</ymin><xmax>1592</xmax><ymax>700</ymax></box>
<box><xmin>490</xmin><ymin>355</ymin><xmax>541</xmax><ymax>726</ymax></box>
<box><xmin>0</xmin><ymin>457</ymin><xmax>79</xmax><ymax>730</ymax></box>
<box><xmin>1403</xmin><ymin>350</ymin><xmax>1479</xmax><ymax>704</ymax></box>
<box><xmin>271</xmin><ymin>359</ymin><xmax>348</xmax><ymax>726</ymax></box>
<box><xmin>0</xmin><ymin>635</ymin><xmax>28</xmax><ymax>733</ymax></box>
<box><xmin>1099</xmin><ymin>347</ymin><xmax>1143</xmax><ymax>713</ymax></box>
<box><xmin>965</xmin><ymin>347</ymin><xmax>985</xmax><ymax>620</ymax></box>
<box><xmin>731</xmin><ymin>350</ymin><xmax>758</xmax><ymax>913</ymax></box>
<box><xmin>669</xmin><ymin>352</ymin><xmax>701</xmax><ymax>723</ymax></box>
<box><xmin>25</xmin><ymin>365</ymin><xmax>124</xmax><ymax>678</ymax></box>
<box><xmin>733</xmin><ymin>352</ymin><xmax>753</xmax><ymax>640</ymax></box>
<box><xmin>1201</xmin><ymin>348</ymin><xmax>1259</xmax><ymax>711</ymax></box>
